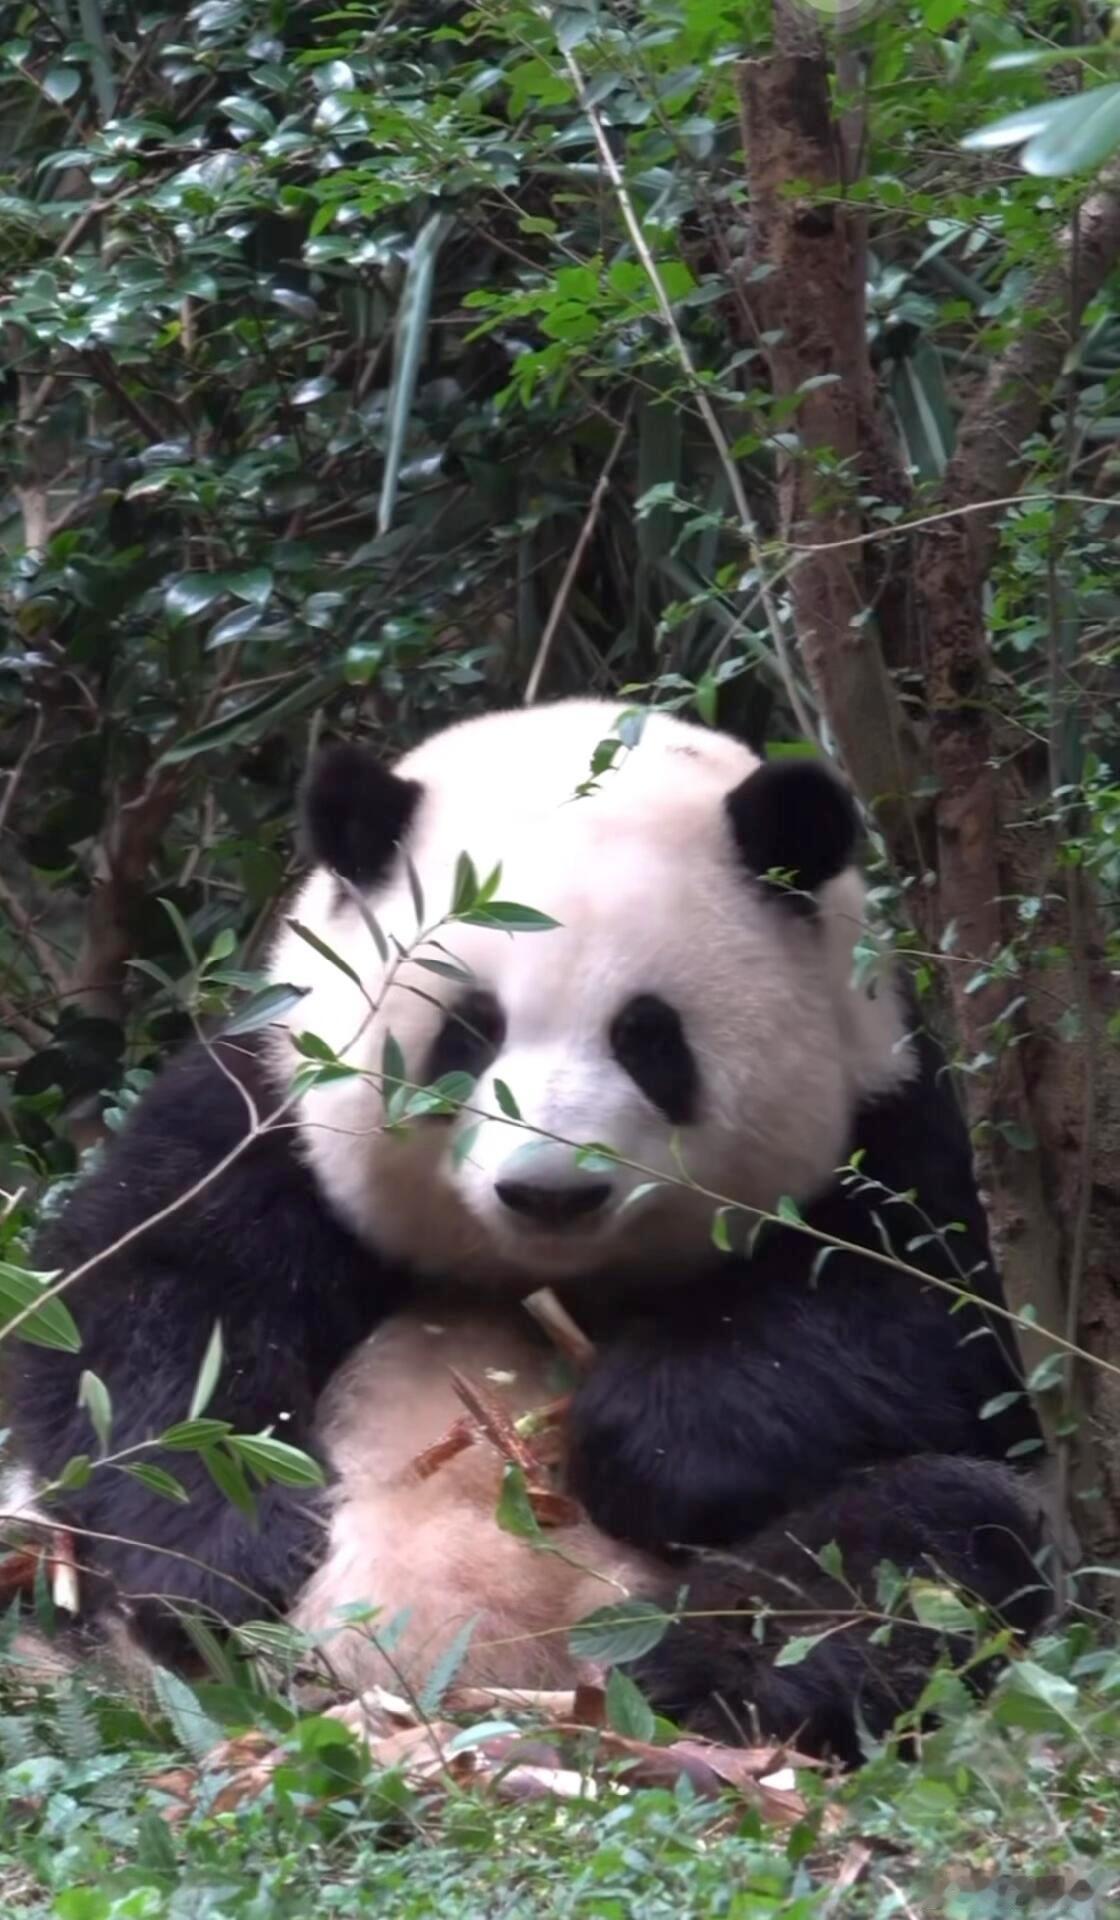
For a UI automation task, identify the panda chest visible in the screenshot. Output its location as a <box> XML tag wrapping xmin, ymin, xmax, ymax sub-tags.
<box><xmin>317</xmin><ymin>1302</ymin><xmax>567</xmax><ymax>1488</ymax></box>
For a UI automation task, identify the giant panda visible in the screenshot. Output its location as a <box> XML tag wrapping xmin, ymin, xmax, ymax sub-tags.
<box><xmin>3</xmin><ymin>700</ymin><xmax>1049</xmax><ymax>1761</ymax></box>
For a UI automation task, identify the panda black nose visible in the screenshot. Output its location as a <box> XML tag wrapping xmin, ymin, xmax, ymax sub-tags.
<box><xmin>495</xmin><ymin>1179</ymin><xmax>612</xmax><ymax>1228</ymax></box>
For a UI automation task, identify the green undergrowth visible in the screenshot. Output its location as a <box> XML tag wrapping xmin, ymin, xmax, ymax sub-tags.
<box><xmin>1</xmin><ymin>1620</ymin><xmax>1118</xmax><ymax>1919</ymax></box>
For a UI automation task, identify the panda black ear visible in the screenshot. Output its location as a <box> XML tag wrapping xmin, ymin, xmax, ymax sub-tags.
<box><xmin>724</xmin><ymin>758</ymin><xmax>858</xmax><ymax>903</ymax></box>
<box><xmin>301</xmin><ymin>743</ymin><xmax>422</xmax><ymax>889</ymax></box>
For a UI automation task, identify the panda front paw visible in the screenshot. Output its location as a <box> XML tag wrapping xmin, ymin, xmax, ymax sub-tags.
<box><xmin>566</xmin><ymin>1348</ymin><xmax>771</xmax><ymax>1554</ymax></box>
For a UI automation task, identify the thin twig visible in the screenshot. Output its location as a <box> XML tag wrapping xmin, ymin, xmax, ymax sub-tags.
<box><xmin>0</xmin><ymin>870</ymin><xmax>68</xmax><ymax>995</ymax></box>
<box><xmin>524</xmin><ymin>398</ymin><xmax>634</xmax><ymax>705</ymax></box>
<box><xmin>0</xmin><ymin>707</ymin><xmax>44</xmax><ymax>843</ymax></box>
<box><xmin>557</xmin><ymin>40</ymin><xmax>817</xmax><ymax>743</ymax></box>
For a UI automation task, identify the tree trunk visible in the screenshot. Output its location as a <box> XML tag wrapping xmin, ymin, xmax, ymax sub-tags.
<box><xmin>738</xmin><ymin>24</ymin><xmax>1120</xmax><ymax>1563</ymax></box>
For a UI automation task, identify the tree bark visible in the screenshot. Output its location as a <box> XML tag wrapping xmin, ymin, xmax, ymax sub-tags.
<box><xmin>738</xmin><ymin>50</ymin><xmax>922</xmax><ymax>857</ymax></box>
<box><xmin>69</xmin><ymin>767</ymin><xmax>183</xmax><ymax>1025</ymax></box>
<box><xmin>737</xmin><ymin>28</ymin><xmax>1120</xmax><ymax>1560</ymax></box>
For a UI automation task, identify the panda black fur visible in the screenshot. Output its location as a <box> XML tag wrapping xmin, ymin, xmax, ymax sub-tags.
<box><xmin>4</xmin><ymin>700</ymin><xmax>1049</xmax><ymax>1760</ymax></box>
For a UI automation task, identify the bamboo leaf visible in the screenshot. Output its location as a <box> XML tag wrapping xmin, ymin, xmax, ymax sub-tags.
<box><xmin>224</xmin><ymin>982</ymin><xmax>308</xmax><ymax>1035</ymax></box>
<box><xmin>0</xmin><ymin>1264</ymin><xmax>81</xmax><ymax>1352</ymax></box>
<box><xmin>1022</xmin><ymin>83</ymin><xmax>1120</xmax><ymax>177</ymax></box>
<box><xmin>78</xmin><ymin>1371</ymin><xmax>112</xmax><ymax>1455</ymax></box>
<box><xmin>188</xmin><ymin>1322</ymin><xmax>224</xmax><ymax>1421</ymax></box>
<box><xmin>159</xmin><ymin>671</ymin><xmax>341</xmax><ymax>766</ymax></box>
<box><xmin>287</xmin><ymin>920</ymin><xmax>365</xmax><ymax>991</ymax></box>
<box><xmin>378</xmin><ymin>212</ymin><xmax>454</xmax><ymax>535</ymax></box>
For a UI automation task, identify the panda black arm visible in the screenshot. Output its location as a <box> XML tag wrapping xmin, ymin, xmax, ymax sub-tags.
<box><xmin>3</xmin><ymin>1038</ymin><xmax>400</xmax><ymax>1652</ymax></box>
<box><xmin>569</xmin><ymin>1251</ymin><xmax>1028</xmax><ymax>1553</ymax></box>
<box><xmin>569</xmin><ymin>1036</ymin><xmax>1040</xmax><ymax>1555</ymax></box>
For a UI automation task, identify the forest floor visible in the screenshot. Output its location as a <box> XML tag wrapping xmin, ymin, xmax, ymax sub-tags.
<box><xmin>0</xmin><ymin>1624</ymin><xmax>1117</xmax><ymax>1920</ymax></box>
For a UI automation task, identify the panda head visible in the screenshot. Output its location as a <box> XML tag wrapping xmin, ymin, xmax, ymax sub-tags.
<box><xmin>266</xmin><ymin>700</ymin><xmax>912</xmax><ymax>1284</ymax></box>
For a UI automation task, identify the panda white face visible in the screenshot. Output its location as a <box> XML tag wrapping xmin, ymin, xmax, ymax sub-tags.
<box><xmin>266</xmin><ymin>701</ymin><xmax>912</xmax><ymax>1286</ymax></box>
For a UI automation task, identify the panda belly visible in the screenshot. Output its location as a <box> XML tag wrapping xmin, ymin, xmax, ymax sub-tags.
<box><xmin>290</xmin><ymin>1303</ymin><xmax>668</xmax><ymax>1695</ymax></box>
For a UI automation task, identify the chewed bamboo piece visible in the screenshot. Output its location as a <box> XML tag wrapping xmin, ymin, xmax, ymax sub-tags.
<box><xmin>521</xmin><ymin>1287</ymin><xmax>596</xmax><ymax>1371</ymax></box>
<box><xmin>403</xmin><ymin>1287</ymin><xmax>596</xmax><ymax>1520</ymax></box>
<box><xmin>0</xmin><ymin>1523</ymin><xmax>79</xmax><ymax>1613</ymax></box>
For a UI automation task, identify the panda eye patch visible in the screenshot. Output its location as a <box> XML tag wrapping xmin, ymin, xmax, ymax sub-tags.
<box><xmin>609</xmin><ymin>993</ymin><xmax>698</xmax><ymax>1125</ymax></box>
<box><xmin>425</xmin><ymin>989</ymin><xmax>506</xmax><ymax>1088</ymax></box>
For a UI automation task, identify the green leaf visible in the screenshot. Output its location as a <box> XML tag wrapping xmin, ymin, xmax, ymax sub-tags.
<box><xmin>158</xmin><ymin>896</ymin><xmax>198</xmax><ymax>969</ymax></box>
<box><xmin>980</xmin><ymin>1390</ymin><xmax>1023</xmax><ymax>1420</ymax></box>
<box><xmin>403</xmin><ymin>851</ymin><xmax>426</xmax><ymax>926</ymax></box>
<box><xmin>188</xmin><ymin>1322</ymin><xmax>224</xmax><ymax>1421</ymax></box>
<box><xmin>457</xmin><ymin>902</ymin><xmax>560</xmax><ymax>932</ymax></box>
<box><xmin>287</xmin><ymin>919</ymin><xmax>365</xmax><ymax>991</ymax></box>
<box><xmin>774</xmin><ymin>1631</ymin><xmax>831</xmax><ymax>1669</ymax></box>
<box><xmin>493</xmin><ymin>1078</ymin><xmax>521</xmax><ymax>1120</ymax></box>
<box><xmin>152</xmin><ymin>1666</ymin><xmax>224</xmax><ymax>1762</ymax></box>
<box><xmin>226</xmin><ymin>568</ymin><xmax>274</xmax><ymax>608</ymax></box>
<box><xmin>963</xmin><ymin>89</ymin><xmax>1120</xmax><ymax>178</ymax></box>
<box><xmin>1022</xmin><ymin>82</ymin><xmax>1120</xmax><ymax>177</ymax></box>
<box><xmin>994</xmin><ymin>1659</ymin><xmax>1082</xmax><ymax>1735</ymax></box>
<box><xmin>57</xmin><ymin>1453</ymin><xmax>91</xmax><ymax>1490</ymax></box>
<box><xmin>381</xmin><ymin>1031</ymin><xmax>406</xmax><ymax>1096</ymax></box>
<box><xmin>402</xmin><ymin>1071</ymin><xmax>476</xmax><ymax>1118</ymax></box>
<box><xmin>294</xmin><ymin>1031</ymin><xmax>337</xmax><ymax>1063</ymax></box>
<box><xmin>776</xmin><ymin>1196</ymin><xmax>804</xmax><ymax>1226</ymax></box>
<box><xmin>160</xmin><ymin>673</ymin><xmax>338</xmax><ymax>765</ymax></box>
<box><xmin>568</xmin><ymin>1601</ymin><xmax>671</xmax><ymax>1665</ymax></box>
<box><xmin>202</xmin><ymin>1443</ymin><xmax>256</xmax><ymax>1517</ymax></box>
<box><xmin>0</xmin><ymin>1263</ymin><xmax>81</xmax><ymax>1352</ymax></box>
<box><xmin>923</xmin><ymin>0</ymin><xmax>962</xmax><ymax>26</ymax></box>
<box><xmin>127</xmin><ymin>958</ymin><xmax>179</xmax><ymax>997</ymax></box>
<box><xmin>218</xmin><ymin>94</ymin><xmax>276</xmax><ymax>137</ymax></box>
<box><xmin>228</xmin><ymin>1434</ymin><xmax>325</xmax><ymax>1488</ymax></box>
<box><xmin>451</xmin><ymin>851</ymin><xmax>480</xmax><ymax>915</ymax></box>
<box><xmin>344</xmin><ymin>642</ymin><xmax>381</xmax><ymax>686</ymax></box>
<box><xmin>337</xmin><ymin>876</ymin><xmax>390</xmax><ymax>965</ymax></box>
<box><xmin>694</xmin><ymin>672</ymin><xmax>718</xmax><ymax>726</ymax></box>
<box><xmin>379</xmin><ymin>212</ymin><xmax>454</xmax><ymax>536</ymax></box>
<box><xmin>43</xmin><ymin>66</ymin><xmax>80</xmax><ymax>104</ymax></box>
<box><xmin>452</xmin><ymin>1121</ymin><xmax>482</xmax><ymax>1167</ymax></box>
<box><xmin>412</xmin><ymin>955</ymin><xmax>475</xmax><ymax>985</ymax></box>
<box><xmin>574</xmin><ymin>1145</ymin><xmax>617</xmax><ymax>1174</ymax></box>
<box><xmin>495</xmin><ymin>1464</ymin><xmax>543</xmax><ymax>1542</ymax></box>
<box><xmin>118</xmin><ymin>1463</ymin><xmax>190</xmax><ymax>1505</ymax></box>
<box><xmin>206</xmin><ymin>928</ymin><xmax>237</xmax><ymax>967</ymax></box>
<box><xmin>1027</xmin><ymin>1351</ymin><xmax>1066</xmax><ymax>1394</ymax></box>
<box><xmin>78</xmin><ymin>1371</ymin><xmax>112</xmax><ymax>1456</ymax></box>
<box><xmin>961</xmin><ymin>101</ymin><xmax>1067</xmax><ymax>153</ymax></box>
<box><xmin>165</xmin><ymin>572</ymin><xmax>227</xmax><ymax>621</ymax></box>
<box><xmin>417</xmin><ymin>1613</ymin><xmax>480</xmax><ymax>1717</ymax></box>
<box><xmin>159</xmin><ymin>1418</ymin><xmax>234</xmax><ymax>1450</ymax></box>
<box><xmin>291</xmin><ymin>375</ymin><xmax>336</xmax><ymax>407</ymax></box>
<box><xmin>816</xmin><ymin>1540</ymin><xmax>844</xmax><ymax>1581</ymax></box>
<box><xmin>808</xmin><ymin>1244</ymin><xmax>836</xmax><ymax>1286</ymax></box>
<box><xmin>224</xmin><ymin>982</ymin><xmax>308</xmax><ymax>1036</ymax></box>
<box><xmin>909</xmin><ymin>1581</ymin><xmax>982</xmax><ymax>1634</ymax></box>
<box><xmin>205</xmin><ymin>605</ymin><xmax>263</xmax><ymax>650</ymax></box>
<box><xmin>291</xmin><ymin>1061</ymin><xmax>359</xmax><ymax>1097</ymax></box>
<box><xmin>605</xmin><ymin>1666</ymin><xmax>656</xmax><ymax>1741</ymax></box>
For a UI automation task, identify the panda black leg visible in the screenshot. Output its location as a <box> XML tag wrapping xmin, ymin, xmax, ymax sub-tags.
<box><xmin>630</xmin><ymin>1455</ymin><xmax>1052</xmax><ymax>1764</ymax></box>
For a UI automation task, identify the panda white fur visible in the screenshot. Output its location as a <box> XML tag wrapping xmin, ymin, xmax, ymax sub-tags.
<box><xmin>6</xmin><ymin>699</ymin><xmax>1047</xmax><ymax>1761</ymax></box>
<box><xmin>288</xmin><ymin>1305</ymin><xmax>671</xmax><ymax>1693</ymax></box>
<box><xmin>272</xmin><ymin>701</ymin><xmax>911</xmax><ymax>1693</ymax></box>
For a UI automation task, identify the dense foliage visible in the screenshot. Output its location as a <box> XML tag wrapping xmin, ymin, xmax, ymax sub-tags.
<box><xmin>3</xmin><ymin>0</ymin><xmax>1120</xmax><ymax>1162</ymax></box>
<box><xmin>4</xmin><ymin>0</ymin><xmax>1120</xmax><ymax>1911</ymax></box>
